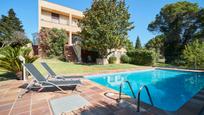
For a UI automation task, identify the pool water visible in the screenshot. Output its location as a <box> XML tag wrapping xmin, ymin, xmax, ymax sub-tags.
<box><xmin>87</xmin><ymin>69</ymin><xmax>204</xmax><ymax>111</ymax></box>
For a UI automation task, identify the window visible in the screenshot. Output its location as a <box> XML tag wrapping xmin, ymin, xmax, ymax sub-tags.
<box><xmin>51</xmin><ymin>13</ymin><xmax>60</xmax><ymax>23</ymax></box>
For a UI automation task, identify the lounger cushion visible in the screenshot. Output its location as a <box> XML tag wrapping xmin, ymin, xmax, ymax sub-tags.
<box><xmin>49</xmin><ymin>95</ymin><xmax>89</xmax><ymax>115</ymax></box>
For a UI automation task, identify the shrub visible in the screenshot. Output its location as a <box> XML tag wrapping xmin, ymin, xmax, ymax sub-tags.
<box><xmin>58</xmin><ymin>55</ymin><xmax>67</xmax><ymax>62</ymax></box>
<box><xmin>0</xmin><ymin>46</ymin><xmax>38</xmax><ymax>79</ymax></box>
<box><xmin>120</xmin><ymin>55</ymin><xmax>130</xmax><ymax>63</ymax></box>
<box><xmin>127</xmin><ymin>49</ymin><xmax>156</xmax><ymax>66</ymax></box>
<box><xmin>39</xmin><ymin>28</ymin><xmax>67</xmax><ymax>57</ymax></box>
<box><xmin>183</xmin><ymin>40</ymin><xmax>204</xmax><ymax>69</ymax></box>
<box><xmin>108</xmin><ymin>56</ymin><xmax>117</xmax><ymax>64</ymax></box>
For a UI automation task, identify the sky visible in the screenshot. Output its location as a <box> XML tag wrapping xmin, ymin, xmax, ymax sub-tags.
<box><xmin>0</xmin><ymin>0</ymin><xmax>204</xmax><ymax>45</ymax></box>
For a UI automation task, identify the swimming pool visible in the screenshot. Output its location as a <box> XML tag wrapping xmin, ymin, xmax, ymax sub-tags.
<box><xmin>86</xmin><ymin>69</ymin><xmax>204</xmax><ymax>111</ymax></box>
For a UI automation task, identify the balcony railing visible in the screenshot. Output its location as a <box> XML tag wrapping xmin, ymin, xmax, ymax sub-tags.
<box><xmin>41</xmin><ymin>19</ymin><xmax>78</xmax><ymax>27</ymax></box>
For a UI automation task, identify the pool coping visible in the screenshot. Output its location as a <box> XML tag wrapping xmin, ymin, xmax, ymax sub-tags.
<box><xmin>84</xmin><ymin>67</ymin><xmax>204</xmax><ymax>115</ymax></box>
<box><xmin>64</xmin><ymin>66</ymin><xmax>154</xmax><ymax>77</ymax></box>
<box><xmin>85</xmin><ymin>75</ymin><xmax>175</xmax><ymax>115</ymax></box>
<box><xmin>158</xmin><ymin>67</ymin><xmax>204</xmax><ymax>72</ymax></box>
<box><xmin>84</xmin><ymin>68</ymin><xmax>155</xmax><ymax>78</ymax></box>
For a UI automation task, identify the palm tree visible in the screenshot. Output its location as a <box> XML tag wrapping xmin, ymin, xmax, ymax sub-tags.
<box><xmin>0</xmin><ymin>46</ymin><xmax>38</xmax><ymax>79</ymax></box>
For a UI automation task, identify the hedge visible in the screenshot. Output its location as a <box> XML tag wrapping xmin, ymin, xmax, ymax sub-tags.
<box><xmin>120</xmin><ymin>55</ymin><xmax>130</xmax><ymax>63</ymax></box>
<box><xmin>108</xmin><ymin>56</ymin><xmax>117</xmax><ymax>64</ymax></box>
<box><xmin>127</xmin><ymin>49</ymin><xmax>156</xmax><ymax>66</ymax></box>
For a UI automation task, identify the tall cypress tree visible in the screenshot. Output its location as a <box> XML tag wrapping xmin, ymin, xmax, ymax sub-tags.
<box><xmin>7</xmin><ymin>9</ymin><xmax>24</xmax><ymax>32</ymax></box>
<box><xmin>135</xmin><ymin>36</ymin><xmax>142</xmax><ymax>49</ymax></box>
<box><xmin>0</xmin><ymin>9</ymin><xmax>24</xmax><ymax>46</ymax></box>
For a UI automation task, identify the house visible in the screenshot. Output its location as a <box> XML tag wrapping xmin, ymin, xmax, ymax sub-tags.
<box><xmin>37</xmin><ymin>0</ymin><xmax>126</xmax><ymax>63</ymax></box>
<box><xmin>38</xmin><ymin>0</ymin><xmax>83</xmax><ymax>61</ymax></box>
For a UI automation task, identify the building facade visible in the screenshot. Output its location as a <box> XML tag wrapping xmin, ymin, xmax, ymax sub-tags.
<box><xmin>38</xmin><ymin>0</ymin><xmax>83</xmax><ymax>45</ymax></box>
<box><xmin>37</xmin><ymin>0</ymin><xmax>126</xmax><ymax>63</ymax></box>
<box><xmin>38</xmin><ymin>0</ymin><xmax>83</xmax><ymax>61</ymax></box>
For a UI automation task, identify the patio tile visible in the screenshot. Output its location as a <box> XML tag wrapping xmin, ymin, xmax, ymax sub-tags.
<box><xmin>16</xmin><ymin>111</ymin><xmax>30</xmax><ymax>115</ymax></box>
<box><xmin>31</xmin><ymin>106</ymin><xmax>51</xmax><ymax>115</ymax></box>
<box><xmin>0</xmin><ymin>99</ymin><xmax>15</xmax><ymax>105</ymax></box>
<box><xmin>2</xmin><ymin>67</ymin><xmax>202</xmax><ymax>115</ymax></box>
<box><xmin>14</xmin><ymin>99</ymin><xmax>31</xmax><ymax>108</ymax></box>
<box><xmin>9</xmin><ymin>104</ymin><xmax>30</xmax><ymax>115</ymax></box>
<box><xmin>0</xmin><ymin>109</ymin><xmax>10</xmax><ymax>115</ymax></box>
<box><xmin>0</xmin><ymin>103</ymin><xmax>13</xmax><ymax>111</ymax></box>
<box><xmin>31</xmin><ymin>99</ymin><xmax>48</xmax><ymax>109</ymax></box>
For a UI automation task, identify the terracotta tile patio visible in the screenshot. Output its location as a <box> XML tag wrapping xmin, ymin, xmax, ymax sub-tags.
<box><xmin>0</xmin><ymin>68</ymin><xmax>204</xmax><ymax>115</ymax></box>
<box><xmin>0</xmin><ymin>67</ymin><xmax>162</xmax><ymax>115</ymax></box>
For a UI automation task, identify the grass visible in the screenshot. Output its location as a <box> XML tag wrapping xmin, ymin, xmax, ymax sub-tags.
<box><xmin>33</xmin><ymin>58</ymin><xmax>139</xmax><ymax>76</ymax></box>
<box><xmin>0</xmin><ymin>58</ymin><xmax>139</xmax><ymax>81</ymax></box>
<box><xmin>155</xmin><ymin>62</ymin><xmax>174</xmax><ymax>67</ymax></box>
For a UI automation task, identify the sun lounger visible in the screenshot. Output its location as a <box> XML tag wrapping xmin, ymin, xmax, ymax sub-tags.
<box><xmin>18</xmin><ymin>63</ymin><xmax>81</xmax><ymax>97</ymax></box>
<box><xmin>40</xmin><ymin>62</ymin><xmax>83</xmax><ymax>80</ymax></box>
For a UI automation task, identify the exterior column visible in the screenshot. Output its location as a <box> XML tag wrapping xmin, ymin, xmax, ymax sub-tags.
<box><xmin>69</xmin><ymin>14</ymin><xmax>72</xmax><ymax>26</ymax></box>
<box><xmin>69</xmin><ymin>31</ymin><xmax>72</xmax><ymax>45</ymax></box>
<box><xmin>68</xmin><ymin>14</ymin><xmax>72</xmax><ymax>45</ymax></box>
<box><xmin>38</xmin><ymin>0</ymin><xmax>41</xmax><ymax>32</ymax></box>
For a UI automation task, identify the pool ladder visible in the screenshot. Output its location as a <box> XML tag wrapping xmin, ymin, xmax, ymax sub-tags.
<box><xmin>118</xmin><ymin>80</ymin><xmax>154</xmax><ymax>112</ymax></box>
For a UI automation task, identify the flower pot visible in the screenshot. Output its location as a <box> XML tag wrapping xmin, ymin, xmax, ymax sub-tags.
<box><xmin>16</xmin><ymin>71</ymin><xmax>23</xmax><ymax>80</ymax></box>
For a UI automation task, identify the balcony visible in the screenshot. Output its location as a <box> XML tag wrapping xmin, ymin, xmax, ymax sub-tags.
<box><xmin>40</xmin><ymin>18</ymin><xmax>81</xmax><ymax>32</ymax></box>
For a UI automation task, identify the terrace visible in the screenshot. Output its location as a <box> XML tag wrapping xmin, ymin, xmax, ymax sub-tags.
<box><xmin>0</xmin><ymin>59</ymin><xmax>204</xmax><ymax>115</ymax></box>
<box><xmin>0</xmin><ymin>59</ymin><xmax>153</xmax><ymax>115</ymax></box>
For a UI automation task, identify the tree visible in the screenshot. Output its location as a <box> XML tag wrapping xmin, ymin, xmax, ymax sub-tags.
<box><xmin>148</xmin><ymin>1</ymin><xmax>201</xmax><ymax>63</ymax></box>
<box><xmin>0</xmin><ymin>9</ymin><xmax>26</xmax><ymax>47</ymax></box>
<box><xmin>183</xmin><ymin>40</ymin><xmax>204</xmax><ymax>69</ymax></box>
<box><xmin>39</xmin><ymin>28</ymin><xmax>67</xmax><ymax>57</ymax></box>
<box><xmin>196</xmin><ymin>9</ymin><xmax>204</xmax><ymax>40</ymax></box>
<box><xmin>124</xmin><ymin>38</ymin><xmax>134</xmax><ymax>51</ymax></box>
<box><xmin>135</xmin><ymin>36</ymin><xmax>142</xmax><ymax>49</ymax></box>
<box><xmin>5</xmin><ymin>31</ymin><xmax>30</xmax><ymax>47</ymax></box>
<box><xmin>145</xmin><ymin>34</ymin><xmax>165</xmax><ymax>57</ymax></box>
<box><xmin>79</xmin><ymin>0</ymin><xmax>134</xmax><ymax>58</ymax></box>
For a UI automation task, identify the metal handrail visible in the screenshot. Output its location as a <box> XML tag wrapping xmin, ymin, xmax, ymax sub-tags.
<box><xmin>118</xmin><ymin>80</ymin><xmax>136</xmax><ymax>101</ymax></box>
<box><xmin>137</xmin><ymin>85</ymin><xmax>154</xmax><ymax>112</ymax></box>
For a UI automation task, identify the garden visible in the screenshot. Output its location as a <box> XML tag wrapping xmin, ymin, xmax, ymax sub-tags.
<box><xmin>0</xmin><ymin>1</ymin><xmax>204</xmax><ymax>82</ymax></box>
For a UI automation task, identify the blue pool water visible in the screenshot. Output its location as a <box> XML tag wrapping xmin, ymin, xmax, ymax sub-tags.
<box><xmin>87</xmin><ymin>69</ymin><xmax>204</xmax><ymax>111</ymax></box>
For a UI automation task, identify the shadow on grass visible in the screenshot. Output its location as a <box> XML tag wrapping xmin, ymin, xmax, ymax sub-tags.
<box><xmin>74</xmin><ymin>62</ymin><xmax>98</xmax><ymax>66</ymax></box>
<box><xmin>0</xmin><ymin>72</ymin><xmax>16</xmax><ymax>81</ymax></box>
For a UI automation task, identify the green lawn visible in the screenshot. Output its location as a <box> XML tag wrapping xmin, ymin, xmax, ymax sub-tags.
<box><xmin>155</xmin><ymin>62</ymin><xmax>174</xmax><ymax>67</ymax></box>
<box><xmin>33</xmin><ymin>58</ymin><xmax>139</xmax><ymax>75</ymax></box>
<box><xmin>0</xmin><ymin>58</ymin><xmax>139</xmax><ymax>81</ymax></box>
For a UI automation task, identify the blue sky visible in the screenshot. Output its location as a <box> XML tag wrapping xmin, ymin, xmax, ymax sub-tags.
<box><xmin>1</xmin><ymin>0</ymin><xmax>204</xmax><ymax>45</ymax></box>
